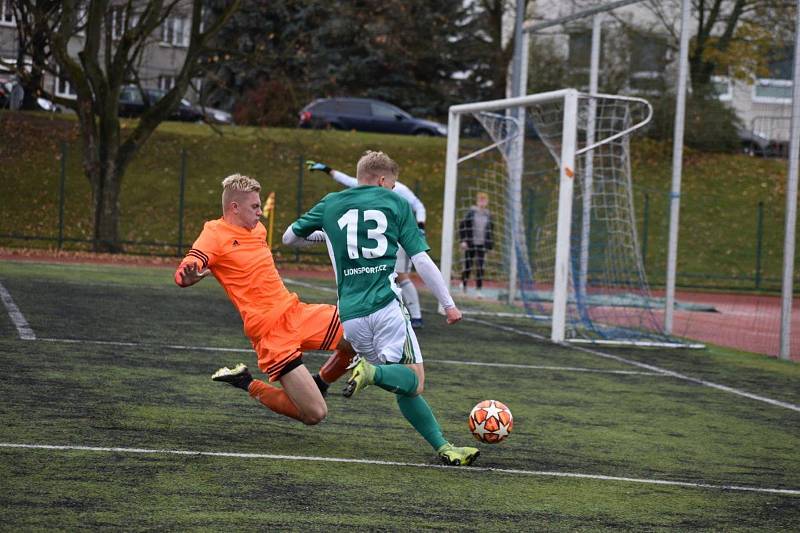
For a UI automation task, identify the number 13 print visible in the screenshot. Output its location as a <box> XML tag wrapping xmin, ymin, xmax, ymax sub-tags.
<box><xmin>337</xmin><ymin>209</ymin><xmax>388</xmax><ymax>259</ymax></box>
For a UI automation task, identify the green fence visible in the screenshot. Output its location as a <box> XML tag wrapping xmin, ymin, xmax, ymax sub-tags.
<box><xmin>0</xmin><ymin>142</ymin><xmax>796</xmax><ymax>292</ymax></box>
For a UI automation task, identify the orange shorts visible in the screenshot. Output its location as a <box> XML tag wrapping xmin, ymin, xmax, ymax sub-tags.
<box><xmin>253</xmin><ymin>302</ymin><xmax>343</xmax><ymax>382</ymax></box>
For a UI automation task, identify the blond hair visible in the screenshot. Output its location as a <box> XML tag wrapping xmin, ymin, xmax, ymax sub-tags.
<box><xmin>356</xmin><ymin>150</ymin><xmax>399</xmax><ymax>182</ymax></box>
<box><xmin>221</xmin><ymin>173</ymin><xmax>261</xmax><ymax>212</ymax></box>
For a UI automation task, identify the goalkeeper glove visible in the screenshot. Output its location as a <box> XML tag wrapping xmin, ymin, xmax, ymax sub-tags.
<box><xmin>306</xmin><ymin>160</ymin><xmax>331</xmax><ymax>173</ymax></box>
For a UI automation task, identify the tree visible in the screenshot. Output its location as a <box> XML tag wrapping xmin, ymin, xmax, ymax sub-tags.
<box><xmin>204</xmin><ymin>0</ymin><xmax>477</xmax><ymax>123</ymax></box>
<box><xmin>7</xmin><ymin>1</ymin><xmax>60</xmax><ymax>110</ymax></box>
<box><xmin>202</xmin><ymin>0</ymin><xmax>313</xmax><ymax>123</ymax></box>
<box><xmin>638</xmin><ymin>0</ymin><xmax>793</xmax><ymax>92</ymax></box>
<box><xmin>305</xmin><ymin>0</ymin><xmax>477</xmax><ymax>116</ymax></box>
<box><xmin>439</xmin><ymin>0</ymin><xmax>532</xmax><ymax>103</ymax></box>
<box><xmin>16</xmin><ymin>0</ymin><xmax>239</xmax><ymax>252</ymax></box>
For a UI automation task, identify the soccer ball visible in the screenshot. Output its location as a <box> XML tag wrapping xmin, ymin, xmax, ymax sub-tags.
<box><xmin>468</xmin><ymin>400</ymin><xmax>513</xmax><ymax>444</ymax></box>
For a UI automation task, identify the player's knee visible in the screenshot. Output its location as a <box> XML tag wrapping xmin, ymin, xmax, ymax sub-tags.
<box><xmin>301</xmin><ymin>405</ymin><xmax>327</xmax><ymax>425</ymax></box>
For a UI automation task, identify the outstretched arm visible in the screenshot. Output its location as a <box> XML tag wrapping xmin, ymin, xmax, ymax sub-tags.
<box><xmin>282</xmin><ymin>226</ymin><xmax>327</xmax><ymax>247</ymax></box>
<box><xmin>330</xmin><ymin>170</ymin><xmax>358</xmax><ymax>188</ymax></box>
<box><xmin>305</xmin><ymin>160</ymin><xmax>358</xmax><ymax>188</ymax></box>
<box><xmin>410</xmin><ymin>252</ymin><xmax>462</xmax><ymax>324</ymax></box>
<box><xmin>393</xmin><ymin>181</ymin><xmax>426</xmax><ymax>225</ymax></box>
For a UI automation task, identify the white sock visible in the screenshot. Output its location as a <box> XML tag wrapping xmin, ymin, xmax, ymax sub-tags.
<box><xmin>400</xmin><ymin>279</ymin><xmax>422</xmax><ymax>319</ymax></box>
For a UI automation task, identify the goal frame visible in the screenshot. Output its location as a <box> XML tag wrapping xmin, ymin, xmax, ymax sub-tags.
<box><xmin>440</xmin><ymin>88</ymin><xmax>655</xmax><ymax>344</ymax></box>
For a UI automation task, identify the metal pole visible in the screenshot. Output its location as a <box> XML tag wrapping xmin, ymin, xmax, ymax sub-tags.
<box><xmin>755</xmin><ymin>201</ymin><xmax>764</xmax><ymax>290</ymax></box>
<box><xmin>507</xmin><ymin>0</ymin><xmax>526</xmax><ymax>304</ymax></box>
<box><xmin>58</xmin><ymin>142</ymin><xmax>66</xmax><ymax>250</ymax></box>
<box><xmin>552</xmin><ymin>90</ymin><xmax>579</xmax><ymax>343</ymax></box>
<box><xmin>664</xmin><ymin>0</ymin><xmax>691</xmax><ymax>334</ymax></box>
<box><xmin>527</xmin><ymin>187</ymin><xmax>535</xmax><ymax>263</ymax></box>
<box><xmin>177</xmin><ymin>148</ymin><xmax>187</xmax><ymax>256</ymax></box>
<box><xmin>523</xmin><ymin>0</ymin><xmax>645</xmax><ymax>33</ymax></box>
<box><xmin>579</xmin><ymin>14</ymin><xmax>602</xmax><ymax>302</ymax></box>
<box><xmin>440</xmin><ymin>111</ymin><xmax>462</xmax><ymax>299</ymax></box>
<box><xmin>296</xmin><ymin>155</ymin><xmax>304</xmax><ymax>262</ymax></box>
<box><xmin>641</xmin><ymin>193</ymin><xmax>650</xmax><ymax>267</ymax></box>
<box><xmin>779</xmin><ymin>0</ymin><xmax>800</xmax><ymax>360</ymax></box>
<box><xmin>510</xmin><ymin>0</ymin><xmax>525</xmax><ymax>98</ymax></box>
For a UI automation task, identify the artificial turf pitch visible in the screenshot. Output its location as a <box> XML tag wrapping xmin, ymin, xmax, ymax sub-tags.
<box><xmin>0</xmin><ymin>259</ymin><xmax>798</xmax><ymax>530</ymax></box>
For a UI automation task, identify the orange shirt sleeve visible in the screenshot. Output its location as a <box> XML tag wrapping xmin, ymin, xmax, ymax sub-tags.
<box><xmin>174</xmin><ymin>222</ymin><xmax>222</xmax><ymax>286</ymax></box>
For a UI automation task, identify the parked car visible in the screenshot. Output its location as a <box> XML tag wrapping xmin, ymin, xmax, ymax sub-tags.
<box><xmin>0</xmin><ymin>77</ymin><xmax>69</xmax><ymax>113</ymax></box>
<box><xmin>298</xmin><ymin>97</ymin><xmax>446</xmax><ymax>136</ymax></box>
<box><xmin>198</xmin><ymin>105</ymin><xmax>234</xmax><ymax>125</ymax></box>
<box><xmin>118</xmin><ymin>86</ymin><xmax>204</xmax><ymax>122</ymax></box>
<box><xmin>738</xmin><ymin>128</ymin><xmax>788</xmax><ymax>158</ymax></box>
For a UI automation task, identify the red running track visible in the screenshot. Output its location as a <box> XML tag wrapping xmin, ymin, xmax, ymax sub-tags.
<box><xmin>650</xmin><ymin>290</ymin><xmax>800</xmax><ymax>361</ymax></box>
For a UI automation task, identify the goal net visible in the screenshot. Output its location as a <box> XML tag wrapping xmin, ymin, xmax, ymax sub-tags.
<box><xmin>440</xmin><ymin>89</ymin><xmax>684</xmax><ymax>346</ymax></box>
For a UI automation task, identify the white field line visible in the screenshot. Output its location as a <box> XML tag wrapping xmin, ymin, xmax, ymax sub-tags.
<box><xmin>463</xmin><ymin>316</ymin><xmax>800</xmax><ymax>414</ymax></box>
<box><xmin>284</xmin><ymin>278</ymin><xmax>336</xmax><ymax>293</ymax></box>
<box><xmin>33</xmin><ymin>337</ymin><xmax>660</xmax><ymax>376</ymax></box>
<box><xmin>433</xmin><ymin>359</ymin><xmax>659</xmax><ymax>376</ymax></box>
<box><xmin>1</xmin><ymin>442</ymin><xmax>798</xmax><ymax>497</ymax></box>
<box><xmin>289</xmin><ymin>278</ymin><xmax>800</xmax><ymax>412</ymax></box>
<box><xmin>0</xmin><ymin>281</ymin><xmax>35</xmax><ymax>340</ymax></box>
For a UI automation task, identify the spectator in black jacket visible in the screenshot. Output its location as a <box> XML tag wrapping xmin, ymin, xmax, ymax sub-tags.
<box><xmin>458</xmin><ymin>192</ymin><xmax>494</xmax><ymax>295</ymax></box>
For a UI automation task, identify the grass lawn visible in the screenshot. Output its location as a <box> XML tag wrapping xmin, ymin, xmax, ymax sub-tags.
<box><xmin>0</xmin><ymin>111</ymin><xmax>794</xmax><ymax>291</ymax></box>
<box><xmin>0</xmin><ymin>259</ymin><xmax>798</xmax><ymax>529</ymax></box>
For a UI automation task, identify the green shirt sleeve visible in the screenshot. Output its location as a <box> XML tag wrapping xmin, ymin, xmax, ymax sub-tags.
<box><xmin>292</xmin><ymin>194</ymin><xmax>328</xmax><ymax>237</ymax></box>
<box><xmin>397</xmin><ymin>197</ymin><xmax>429</xmax><ymax>256</ymax></box>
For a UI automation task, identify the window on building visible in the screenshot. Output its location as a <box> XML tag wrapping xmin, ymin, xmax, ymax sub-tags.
<box><xmin>754</xmin><ymin>46</ymin><xmax>793</xmax><ymax>104</ymax></box>
<box><xmin>753</xmin><ymin>79</ymin><xmax>792</xmax><ymax>104</ymax></box>
<box><xmin>711</xmin><ymin>76</ymin><xmax>732</xmax><ymax>101</ymax></box>
<box><xmin>75</xmin><ymin>7</ymin><xmax>87</xmax><ymax>37</ymax></box>
<box><xmin>0</xmin><ymin>0</ymin><xmax>15</xmax><ymax>26</ymax></box>
<box><xmin>629</xmin><ymin>34</ymin><xmax>666</xmax><ymax>94</ymax></box>
<box><xmin>568</xmin><ymin>31</ymin><xmax>591</xmax><ymax>70</ymax></box>
<box><xmin>110</xmin><ymin>6</ymin><xmax>126</xmax><ymax>39</ymax></box>
<box><xmin>56</xmin><ymin>71</ymin><xmax>77</xmax><ymax>99</ymax></box>
<box><xmin>161</xmin><ymin>15</ymin><xmax>190</xmax><ymax>47</ymax></box>
<box><xmin>158</xmin><ymin>75</ymin><xmax>176</xmax><ymax>91</ymax></box>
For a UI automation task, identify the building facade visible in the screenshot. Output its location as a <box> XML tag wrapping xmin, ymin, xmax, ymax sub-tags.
<box><xmin>0</xmin><ymin>1</ymin><xmax>197</xmax><ymax>105</ymax></box>
<box><xmin>525</xmin><ymin>0</ymin><xmax>793</xmax><ymax>145</ymax></box>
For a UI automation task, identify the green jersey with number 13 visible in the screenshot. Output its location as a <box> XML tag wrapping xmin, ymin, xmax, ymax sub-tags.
<box><xmin>292</xmin><ymin>185</ymin><xmax>429</xmax><ymax>321</ymax></box>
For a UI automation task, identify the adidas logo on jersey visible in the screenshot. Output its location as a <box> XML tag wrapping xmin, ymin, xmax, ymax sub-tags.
<box><xmin>232</xmin><ymin>239</ymin><xmax>240</xmax><ymax>247</ymax></box>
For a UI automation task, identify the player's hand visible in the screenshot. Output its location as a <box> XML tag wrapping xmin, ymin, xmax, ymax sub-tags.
<box><xmin>460</xmin><ymin>241</ymin><xmax>468</xmax><ymax>251</ymax></box>
<box><xmin>305</xmin><ymin>160</ymin><xmax>331</xmax><ymax>173</ymax></box>
<box><xmin>178</xmin><ymin>263</ymin><xmax>210</xmax><ymax>287</ymax></box>
<box><xmin>444</xmin><ymin>306</ymin><xmax>462</xmax><ymax>325</ymax></box>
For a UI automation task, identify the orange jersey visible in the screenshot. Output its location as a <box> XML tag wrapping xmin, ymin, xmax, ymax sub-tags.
<box><xmin>175</xmin><ymin>218</ymin><xmax>298</xmax><ymax>339</ymax></box>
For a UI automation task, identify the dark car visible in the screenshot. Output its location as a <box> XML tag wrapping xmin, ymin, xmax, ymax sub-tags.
<box><xmin>738</xmin><ymin>128</ymin><xmax>788</xmax><ymax>158</ymax></box>
<box><xmin>298</xmin><ymin>97</ymin><xmax>446</xmax><ymax>136</ymax></box>
<box><xmin>119</xmin><ymin>86</ymin><xmax>204</xmax><ymax>122</ymax></box>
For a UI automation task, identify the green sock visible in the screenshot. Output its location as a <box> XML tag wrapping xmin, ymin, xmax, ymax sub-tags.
<box><xmin>397</xmin><ymin>394</ymin><xmax>448</xmax><ymax>451</ymax></box>
<box><xmin>373</xmin><ymin>364</ymin><xmax>418</xmax><ymax>396</ymax></box>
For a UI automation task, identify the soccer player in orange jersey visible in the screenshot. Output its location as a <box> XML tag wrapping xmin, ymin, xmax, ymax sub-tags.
<box><xmin>175</xmin><ymin>173</ymin><xmax>354</xmax><ymax>424</ymax></box>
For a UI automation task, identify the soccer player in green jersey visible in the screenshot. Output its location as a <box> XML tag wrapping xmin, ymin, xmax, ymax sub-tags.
<box><xmin>283</xmin><ymin>150</ymin><xmax>479</xmax><ymax>467</ymax></box>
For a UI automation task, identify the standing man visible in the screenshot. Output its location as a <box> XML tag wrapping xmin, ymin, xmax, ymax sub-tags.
<box><xmin>175</xmin><ymin>173</ymin><xmax>355</xmax><ymax>424</ymax></box>
<box><xmin>306</xmin><ymin>160</ymin><xmax>426</xmax><ymax>327</ymax></box>
<box><xmin>459</xmin><ymin>191</ymin><xmax>494</xmax><ymax>296</ymax></box>
<box><xmin>285</xmin><ymin>151</ymin><xmax>479</xmax><ymax>466</ymax></box>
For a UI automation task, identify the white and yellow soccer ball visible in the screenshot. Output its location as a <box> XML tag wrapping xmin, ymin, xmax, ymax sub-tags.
<box><xmin>468</xmin><ymin>400</ymin><xmax>513</xmax><ymax>444</ymax></box>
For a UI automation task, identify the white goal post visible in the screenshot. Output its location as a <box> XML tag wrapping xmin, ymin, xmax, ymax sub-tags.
<box><xmin>440</xmin><ymin>88</ymin><xmax>683</xmax><ymax>346</ymax></box>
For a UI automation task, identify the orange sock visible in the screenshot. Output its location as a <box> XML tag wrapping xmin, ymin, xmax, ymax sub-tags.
<box><xmin>248</xmin><ymin>380</ymin><xmax>302</xmax><ymax>421</ymax></box>
<box><xmin>319</xmin><ymin>349</ymin><xmax>355</xmax><ymax>384</ymax></box>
